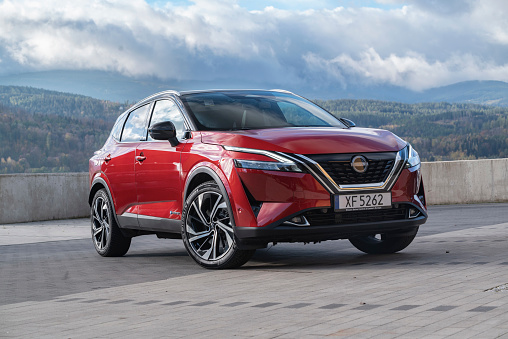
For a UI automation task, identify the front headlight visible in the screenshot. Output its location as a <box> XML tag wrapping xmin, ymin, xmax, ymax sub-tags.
<box><xmin>224</xmin><ymin>146</ymin><xmax>303</xmax><ymax>173</ymax></box>
<box><xmin>407</xmin><ymin>144</ymin><xmax>421</xmax><ymax>168</ymax></box>
<box><xmin>234</xmin><ymin>159</ymin><xmax>302</xmax><ymax>172</ymax></box>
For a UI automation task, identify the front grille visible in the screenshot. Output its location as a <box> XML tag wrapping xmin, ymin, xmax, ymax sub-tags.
<box><xmin>305</xmin><ymin>206</ymin><xmax>408</xmax><ymax>226</ymax></box>
<box><xmin>306</xmin><ymin>152</ymin><xmax>396</xmax><ymax>185</ymax></box>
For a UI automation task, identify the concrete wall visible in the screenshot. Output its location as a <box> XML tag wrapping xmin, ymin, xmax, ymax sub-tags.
<box><xmin>0</xmin><ymin>173</ymin><xmax>89</xmax><ymax>224</ymax></box>
<box><xmin>0</xmin><ymin>158</ymin><xmax>507</xmax><ymax>224</ymax></box>
<box><xmin>421</xmin><ymin>158</ymin><xmax>508</xmax><ymax>205</ymax></box>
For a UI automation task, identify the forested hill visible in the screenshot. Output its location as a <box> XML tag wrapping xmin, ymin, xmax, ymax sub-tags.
<box><xmin>0</xmin><ymin>85</ymin><xmax>127</xmax><ymax>121</ymax></box>
<box><xmin>317</xmin><ymin>99</ymin><xmax>508</xmax><ymax>161</ymax></box>
<box><xmin>0</xmin><ymin>103</ymin><xmax>113</xmax><ymax>173</ymax></box>
<box><xmin>0</xmin><ymin>86</ymin><xmax>129</xmax><ymax>173</ymax></box>
<box><xmin>1</xmin><ymin>85</ymin><xmax>508</xmax><ymax>173</ymax></box>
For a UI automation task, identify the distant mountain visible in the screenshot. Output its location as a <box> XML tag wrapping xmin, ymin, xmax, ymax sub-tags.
<box><xmin>0</xmin><ymin>85</ymin><xmax>125</xmax><ymax>121</ymax></box>
<box><xmin>0</xmin><ymin>70</ymin><xmax>268</xmax><ymax>103</ymax></box>
<box><xmin>0</xmin><ymin>70</ymin><xmax>507</xmax><ymax>106</ymax></box>
<box><xmin>417</xmin><ymin>80</ymin><xmax>508</xmax><ymax>106</ymax></box>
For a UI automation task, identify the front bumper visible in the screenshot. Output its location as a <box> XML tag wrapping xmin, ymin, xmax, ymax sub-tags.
<box><xmin>235</xmin><ymin>203</ymin><xmax>427</xmax><ymax>249</ymax></box>
<box><xmin>225</xmin><ymin>148</ymin><xmax>427</xmax><ymax>249</ymax></box>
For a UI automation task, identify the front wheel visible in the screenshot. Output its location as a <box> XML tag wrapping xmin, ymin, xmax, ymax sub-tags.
<box><xmin>182</xmin><ymin>181</ymin><xmax>255</xmax><ymax>269</ymax></box>
<box><xmin>349</xmin><ymin>228</ymin><xmax>418</xmax><ymax>254</ymax></box>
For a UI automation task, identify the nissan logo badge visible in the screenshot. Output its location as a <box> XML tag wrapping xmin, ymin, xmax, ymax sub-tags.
<box><xmin>351</xmin><ymin>155</ymin><xmax>368</xmax><ymax>173</ymax></box>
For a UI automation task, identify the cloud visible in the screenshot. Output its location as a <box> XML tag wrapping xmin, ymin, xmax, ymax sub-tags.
<box><xmin>0</xmin><ymin>0</ymin><xmax>507</xmax><ymax>91</ymax></box>
<box><xmin>304</xmin><ymin>49</ymin><xmax>508</xmax><ymax>91</ymax></box>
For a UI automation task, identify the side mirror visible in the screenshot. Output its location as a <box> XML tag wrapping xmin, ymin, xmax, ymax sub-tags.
<box><xmin>149</xmin><ymin>121</ymin><xmax>179</xmax><ymax>146</ymax></box>
<box><xmin>339</xmin><ymin>118</ymin><xmax>356</xmax><ymax>128</ymax></box>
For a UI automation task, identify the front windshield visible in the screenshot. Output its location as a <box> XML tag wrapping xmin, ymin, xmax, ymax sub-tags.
<box><xmin>179</xmin><ymin>91</ymin><xmax>346</xmax><ymax>131</ymax></box>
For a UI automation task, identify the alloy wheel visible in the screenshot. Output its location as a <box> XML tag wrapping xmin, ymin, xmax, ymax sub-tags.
<box><xmin>185</xmin><ymin>191</ymin><xmax>235</xmax><ymax>261</ymax></box>
<box><xmin>92</xmin><ymin>195</ymin><xmax>110</xmax><ymax>250</ymax></box>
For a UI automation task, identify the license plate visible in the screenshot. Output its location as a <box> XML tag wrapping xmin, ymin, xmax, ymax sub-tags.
<box><xmin>334</xmin><ymin>192</ymin><xmax>391</xmax><ymax>211</ymax></box>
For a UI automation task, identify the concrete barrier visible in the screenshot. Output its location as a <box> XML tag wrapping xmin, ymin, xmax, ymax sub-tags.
<box><xmin>421</xmin><ymin>158</ymin><xmax>508</xmax><ymax>205</ymax></box>
<box><xmin>0</xmin><ymin>158</ymin><xmax>507</xmax><ymax>224</ymax></box>
<box><xmin>0</xmin><ymin>173</ymin><xmax>89</xmax><ymax>224</ymax></box>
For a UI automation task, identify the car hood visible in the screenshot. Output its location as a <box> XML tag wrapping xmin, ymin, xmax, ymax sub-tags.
<box><xmin>200</xmin><ymin>127</ymin><xmax>406</xmax><ymax>154</ymax></box>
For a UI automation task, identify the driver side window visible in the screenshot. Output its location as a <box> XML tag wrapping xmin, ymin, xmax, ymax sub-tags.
<box><xmin>147</xmin><ymin>100</ymin><xmax>186</xmax><ymax>141</ymax></box>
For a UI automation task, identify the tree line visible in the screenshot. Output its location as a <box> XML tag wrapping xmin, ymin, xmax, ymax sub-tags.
<box><xmin>1</xmin><ymin>86</ymin><xmax>507</xmax><ymax>173</ymax></box>
<box><xmin>316</xmin><ymin>99</ymin><xmax>508</xmax><ymax>161</ymax></box>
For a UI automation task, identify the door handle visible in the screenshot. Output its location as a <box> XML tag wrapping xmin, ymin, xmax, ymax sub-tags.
<box><xmin>104</xmin><ymin>154</ymin><xmax>112</xmax><ymax>162</ymax></box>
<box><xmin>136</xmin><ymin>155</ymin><xmax>146</xmax><ymax>162</ymax></box>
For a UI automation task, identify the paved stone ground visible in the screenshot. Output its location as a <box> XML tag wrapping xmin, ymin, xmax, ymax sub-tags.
<box><xmin>1</xmin><ymin>204</ymin><xmax>508</xmax><ymax>338</ymax></box>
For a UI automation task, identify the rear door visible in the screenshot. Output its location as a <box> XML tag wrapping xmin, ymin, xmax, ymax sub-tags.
<box><xmin>135</xmin><ymin>99</ymin><xmax>188</xmax><ymax>232</ymax></box>
<box><xmin>103</xmin><ymin>104</ymin><xmax>151</xmax><ymax>228</ymax></box>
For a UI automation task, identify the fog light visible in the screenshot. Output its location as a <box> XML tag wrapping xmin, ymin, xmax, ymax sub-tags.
<box><xmin>291</xmin><ymin>216</ymin><xmax>303</xmax><ymax>223</ymax></box>
<box><xmin>409</xmin><ymin>208</ymin><xmax>421</xmax><ymax>219</ymax></box>
<box><xmin>283</xmin><ymin>215</ymin><xmax>310</xmax><ymax>227</ymax></box>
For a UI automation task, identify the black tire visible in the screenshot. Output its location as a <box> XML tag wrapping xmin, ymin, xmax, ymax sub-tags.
<box><xmin>182</xmin><ymin>181</ymin><xmax>255</xmax><ymax>269</ymax></box>
<box><xmin>349</xmin><ymin>228</ymin><xmax>418</xmax><ymax>254</ymax></box>
<box><xmin>91</xmin><ymin>188</ymin><xmax>131</xmax><ymax>257</ymax></box>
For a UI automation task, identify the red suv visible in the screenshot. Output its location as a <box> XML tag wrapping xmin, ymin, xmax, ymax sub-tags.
<box><xmin>89</xmin><ymin>90</ymin><xmax>427</xmax><ymax>269</ymax></box>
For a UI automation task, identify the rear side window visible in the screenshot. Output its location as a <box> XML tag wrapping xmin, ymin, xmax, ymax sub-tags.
<box><xmin>121</xmin><ymin>104</ymin><xmax>150</xmax><ymax>142</ymax></box>
<box><xmin>111</xmin><ymin>113</ymin><xmax>128</xmax><ymax>141</ymax></box>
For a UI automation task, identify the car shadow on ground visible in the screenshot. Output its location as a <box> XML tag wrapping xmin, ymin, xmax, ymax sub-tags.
<box><xmin>241</xmin><ymin>240</ymin><xmax>472</xmax><ymax>270</ymax></box>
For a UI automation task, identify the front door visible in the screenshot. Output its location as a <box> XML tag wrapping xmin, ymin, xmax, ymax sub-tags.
<box><xmin>135</xmin><ymin>99</ymin><xmax>188</xmax><ymax>232</ymax></box>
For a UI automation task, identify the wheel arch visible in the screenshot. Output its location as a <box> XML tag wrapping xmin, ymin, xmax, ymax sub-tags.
<box><xmin>89</xmin><ymin>177</ymin><xmax>113</xmax><ymax>205</ymax></box>
<box><xmin>88</xmin><ymin>176</ymin><xmax>123</xmax><ymax>227</ymax></box>
<box><xmin>184</xmin><ymin>165</ymin><xmax>236</xmax><ymax>227</ymax></box>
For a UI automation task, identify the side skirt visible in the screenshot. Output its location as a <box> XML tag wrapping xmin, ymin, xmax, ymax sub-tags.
<box><xmin>117</xmin><ymin>212</ymin><xmax>181</xmax><ymax>233</ymax></box>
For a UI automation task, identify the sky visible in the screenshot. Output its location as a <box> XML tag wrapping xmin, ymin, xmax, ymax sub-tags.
<box><xmin>0</xmin><ymin>0</ymin><xmax>507</xmax><ymax>92</ymax></box>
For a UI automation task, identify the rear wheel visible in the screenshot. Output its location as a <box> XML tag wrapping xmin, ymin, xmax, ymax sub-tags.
<box><xmin>349</xmin><ymin>228</ymin><xmax>418</xmax><ymax>254</ymax></box>
<box><xmin>91</xmin><ymin>189</ymin><xmax>131</xmax><ymax>257</ymax></box>
<box><xmin>182</xmin><ymin>181</ymin><xmax>255</xmax><ymax>269</ymax></box>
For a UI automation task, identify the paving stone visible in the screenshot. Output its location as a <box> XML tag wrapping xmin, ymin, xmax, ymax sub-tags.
<box><xmin>55</xmin><ymin>298</ymin><xmax>85</xmax><ymax>302</ymax></box>
<box><xmin>427</xmin><ymin>305</ymin><xmax>458</xmax><ymax>312</ymax></box>
<box><xmin>81</xmin><ymin>298</ymin><xmax>109</xmax><ymax>303</ymax></box>
<box><xmin>134</xmin><ymin>300</ymin><xmax>161</xmax><ymax>305</ymax></box>
<box><xmin>319</xmin><ymin>303</ymin><xmax>347</xmax><ymax>309</ymax></box>
<box><xmin>221</xmin><ymin>302</ymin><xmax>250</xmax><ymax>307</ymax></box>
<box><xmin>108</xmin><ymin>299</ymin><xmax>134</xmax><ymax>304</ymax></box>
<box><xmin>284</xmin><ymin>303</ymin><xmax>313</xmax><ymax>309</ymax></box>
<box><xmin>468</xmin><ymin>306</ymin><xmax>497</xmax><ymax>312</ymax></box>
<box><xmin>161</xmin><ymin>301</ymin><xmax>188</xmax><ymax>306</ymax></box>
<box><xmin>390</xmin><ymin>305</ymin><xmax>421</xmax><ymax>311</ymax></box>
<box><xmin>188</xmin><ymin>301</ymin><xmax>217</xmax><ymax>307</ymax></box>
<box><xmin>251</xmin><ymin>302</ymin><xmax>281</xmax><ymax>308</ymax></box>
<box><xmin>352</xmin><ymin>304</ymin><xmax>382</xmax><ymax>310</ymax></box>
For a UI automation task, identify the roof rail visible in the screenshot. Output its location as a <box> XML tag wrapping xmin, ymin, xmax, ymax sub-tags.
<box><xmin>269</xmin><ymin>89</ymin><xmax>295</xmax><ymax>95</ymax></box>
<box><xmin>137</xmin><ymin>90</ymin><xmax>181</xmax><ymax>104</ymax></box>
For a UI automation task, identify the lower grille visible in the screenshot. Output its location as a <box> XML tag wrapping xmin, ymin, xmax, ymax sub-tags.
<box><xmin>305</xmin><ymin>206</ymin><xmax>408</xmax><ymax>226</ymax></box>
